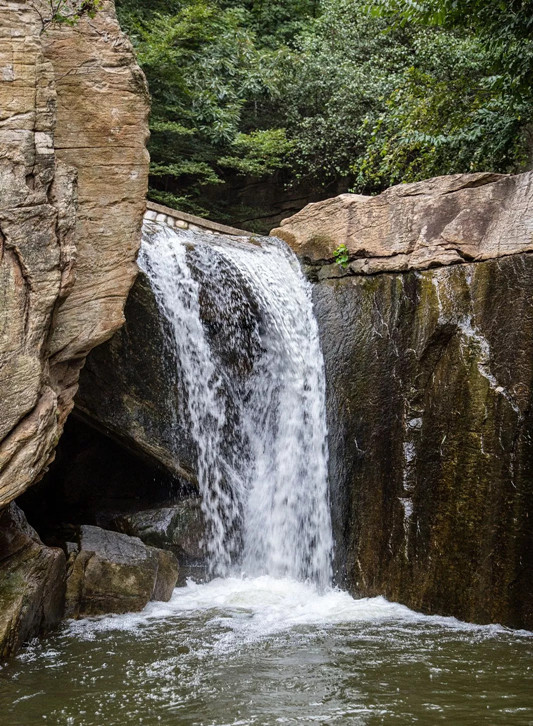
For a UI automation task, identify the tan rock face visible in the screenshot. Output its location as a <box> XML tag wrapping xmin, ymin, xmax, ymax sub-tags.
<box><xmin>272</xmin><ymin>172</ymin><xmax>533</xmax><ymax>273</ymax></box>
<box><xmin>0</xmin><ymin>0</ymin><xmax>149</xmax><ymax>508</ymax></box>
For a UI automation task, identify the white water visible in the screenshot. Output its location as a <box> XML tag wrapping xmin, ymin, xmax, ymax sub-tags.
<box><xmin>139</xmin><ymin>222</ymin><xmax>333</xmax><ymax>587</ymax></box>
<box><xmin>68</xmin><ymin>574</ymin><xmax>515</xmax><ymax>645</ymax></box>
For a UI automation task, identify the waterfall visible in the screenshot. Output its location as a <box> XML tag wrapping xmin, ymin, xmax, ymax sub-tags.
<box><xmin>139</xmin><ymin>221</ymin><xmax>333</xmax><ymax>588</ymax></box>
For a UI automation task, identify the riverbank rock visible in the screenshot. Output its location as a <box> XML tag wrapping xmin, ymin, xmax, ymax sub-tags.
<box><xmin>0</xmin><ymin>504</ymin><xmax>65</xmax><ymax>657</ymax></box>
<box><xmin>274</xmin><ymin>174</ymin><xmax>533</xmax><ymax>629</ymax></box>
<box><xmin>0</xmin><ymin>0</ymin><xmax>149</xmax><ymax>508</ymax></box>
<box><xmin>65</xmin><ymin>525</ymin><xmax>179</xmax><ymax>618</ymax></box>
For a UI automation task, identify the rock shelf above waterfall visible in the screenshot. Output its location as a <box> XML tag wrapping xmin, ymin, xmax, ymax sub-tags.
<box><xmin>271</xmin><ymin>172</ymin><xmax>533</xmax><ymax>275</ymax></box>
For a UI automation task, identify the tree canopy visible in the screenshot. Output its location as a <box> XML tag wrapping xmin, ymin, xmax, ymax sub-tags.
<box><xmin>116</xmin><ymin>0</ymin><xmax>533</xmax><ymax>229</ymax></box>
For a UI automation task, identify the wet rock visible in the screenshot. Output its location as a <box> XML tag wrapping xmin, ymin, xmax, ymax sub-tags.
<box><xmin>315</xmin><ymin>255</ymin><xmax>533</xmax><ymax>629</ymax></box>
<box><xmin>111</xmin><ymin>499</ymin><xmax>207</xmax><ymax>583</ymax></box>
<box><xmin>112</xmin><ymin>499</ymin><xmax>206</xmax><ymax>562</ymax></box>
<box><xmin>65</xmin><ymin>525</ymin><xmax>179</xmax><ymax>618</ymax></box>
<box><xmin>75</xmin><ymin>239</ymin><xmax>263</xmax><ymax>484</ymax></box>
<box><xmin>74</xmin><ymin>274</ymin><xmax>195</xmax><ymax>482</ymax></box>
<box><xmin>0</xmin><ymin>504</ymin><xmax>65</xmax><ymax>658</ymax></box>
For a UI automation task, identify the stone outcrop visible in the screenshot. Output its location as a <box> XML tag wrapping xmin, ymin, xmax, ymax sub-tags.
<box><xmin>65</xmin><ymin>525</ymin><xmax>179</xmax><ymax>618</ymax></box>
<box><xmin>0</xmin><ymin>0</ymin><xmax>149</xmax><ymax>508</ymax></box>
<box><xmin>0</xmin><ymin>504</ymin><xmax>65</xmax><ymax>657</ymax></box>
<box><xmin>272</xmin><ymin>173</ymin><xmax>533</xmax><ymax>274</ymax></box>
<box><xmin>276</xmin><ymin>173</ymin><xmax>533</xmax><ymax>629</ymax></box>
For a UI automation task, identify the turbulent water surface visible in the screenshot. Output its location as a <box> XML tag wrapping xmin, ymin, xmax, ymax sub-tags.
<box><xmin>2</xmin><ymin>576</ymin><xmax>532</xmax><ymax>725</ymax></box>
<box><xmin>2</xmin><ymin>222</ymin><xmax>532</xmax><ymax>725</ymax></box>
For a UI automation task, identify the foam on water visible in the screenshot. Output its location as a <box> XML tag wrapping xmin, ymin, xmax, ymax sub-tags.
<box><xmin>64</xmin><ymin>576</ymin><xmax>531</xmax><ymax>648</ymax></box>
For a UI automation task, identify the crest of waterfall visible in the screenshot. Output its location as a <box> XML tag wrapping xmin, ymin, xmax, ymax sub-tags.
<box><xmin>139</xmin><ymin>221</ymin><xmax>333</xmax><ymax>588</ymax></box>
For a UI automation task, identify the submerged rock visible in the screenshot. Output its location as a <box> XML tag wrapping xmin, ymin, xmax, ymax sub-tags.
<box><xmin>65</xmin><ymin>525</ymin><xmax>178</xmax><ymax>618</ymax></box>
<box><xmin>0</xmin><ymin>504</ymin><xmax>65</xmax><ymax>657</ymax></box>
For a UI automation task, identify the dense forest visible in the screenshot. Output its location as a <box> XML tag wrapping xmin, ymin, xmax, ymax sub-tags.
<box><xmin>116</xmin><ymin>0</ymin><xmax>533</xmax><ymax>229</ymax></box>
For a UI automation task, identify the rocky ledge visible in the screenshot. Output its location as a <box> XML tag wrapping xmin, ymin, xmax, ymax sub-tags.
<box><xmin>272</xmin><ymin>172</ymin><xmax>533</xmax><ymax>276</ymax></box>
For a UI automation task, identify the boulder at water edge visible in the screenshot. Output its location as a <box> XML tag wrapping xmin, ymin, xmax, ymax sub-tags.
<box><xmin>112</xmin><ymin>499</ymin><xmax>206</xmax><ymax>564</ymax></box>
<box><xmin>0</xmin><ymin>504</ymin><xmax>66</xmax><ymax>657</ymax></box>
<box><xmin>65</xmin><ymin>525</ymin><xmax>179</xmax><ymax>618</ymax></box>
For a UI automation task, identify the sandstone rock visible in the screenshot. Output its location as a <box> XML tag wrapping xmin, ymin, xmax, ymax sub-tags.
<box><xmin>316</xmin><ymin>254</ymin><xmax>533</xmax><ymax>629</ymax></box>
<box><xmin>43</xmin><ymin>1</ymin><xmax>150</xmax><ymax>363</ymax></box>
<box><xmin>112</xmin><ymin>499</ymin><xmax>207</xmax><ymax>566</ymax></box>
<box><xmin>65</xmin><ymin>525</ymin><xmax>179</xmax><ymax>618</ymax></box>
<box><xmin>0</xmin><ymin>504</ymin><xmax>65</xmax><ymax>657</ymax></box>
<box><xmin>0</xmin><ymin>0</ymin><xmax>149</xmax><ymax>508</ymax></box>
<box><xmin>272</xmin><ymin>172</ymin><xmax>533</xmax><ymax>272</ymax></box>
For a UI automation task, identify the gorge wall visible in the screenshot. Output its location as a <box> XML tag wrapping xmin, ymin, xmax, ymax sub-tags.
<box><xmin>273</xmin><ymin>172</ymin><xmax>533</xmax><ymax>629</ymax></box>
<box><xmin>0</xmin><ymin>0</ymin><xmax>149</xmax><ymax>654</ymax></box>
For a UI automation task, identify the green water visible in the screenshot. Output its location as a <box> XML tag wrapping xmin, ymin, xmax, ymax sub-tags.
<box><xmin>1</xmin><ymin>577</ymin><xmax>532</xmax><ymax>726</ymax></box>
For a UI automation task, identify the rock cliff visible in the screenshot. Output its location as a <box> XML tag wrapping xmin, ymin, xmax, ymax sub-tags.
<box><xmin>277</xmin><ymin>173</ymin><xmax>533</xmax><ymax>628</ymax></box>
<box><xmin>0</xmin><ymin>0</ymin><xmax>149</xmax><ymax>508</ymax></box>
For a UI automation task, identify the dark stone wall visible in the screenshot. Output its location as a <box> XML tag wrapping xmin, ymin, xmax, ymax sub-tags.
<box><xmin>315</xmin><ymin>254</ymin><xmax>533</xmax><ymax>628</ymax></box>
<box><xmin>76</xmin><ymin>274</ymin><xmax>197</xmax><ymax>483</ymax></box>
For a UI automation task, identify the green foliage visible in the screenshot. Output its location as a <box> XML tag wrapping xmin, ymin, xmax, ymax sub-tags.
<box><xmin>219</xmin><ymin>129</ymin><xmax>294</xmax><ymax>176</ymax></box>
<box><xmin>116</xmin><ymin>0</ymin><xmax>533</xmax><ymax>225</ymax></box>
<box><xmin>359</xmin><ymin>0</ymin><xmax>533</xmax><ymax>185</ymax></box>
<box><xmin>33</xmin><ymin>0</ymin><xmax>103</xmax><ymax>29</ymax></box>
<box><xmin>333</xmin><ymin>243</ymin><xmax>349</xmax><ymax>269</ymax></box>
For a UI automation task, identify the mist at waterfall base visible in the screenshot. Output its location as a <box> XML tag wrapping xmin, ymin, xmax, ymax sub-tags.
<box><xmin>2</xmin><ymin>224</ymin><xmax>532</xmax><ymax>725</ymax></box>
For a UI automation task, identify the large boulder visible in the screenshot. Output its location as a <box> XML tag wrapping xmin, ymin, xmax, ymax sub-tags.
<box><xmin>65</xmin><ymin>525</ymin><xmax>179</xmax><ymax>618</ymax></box>
<box><xmin>0</xmin><ymin>504</ymin><xmax>65</xmax><ymax>657</ymax></box>
<box><xmin>275</xmin><ymin>173</ymin><xmax>533</xmax><ymax>629</ymax></box>
<box><xmin>0</xmin><ymin>0</ymin><xmax>149</xmax><ymax>508</ymax></box>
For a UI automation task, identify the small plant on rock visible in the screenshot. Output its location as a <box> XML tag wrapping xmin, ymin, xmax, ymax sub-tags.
<box><xmin>32</xmin><ymin>0</ymin><xmax>103</xmax><ymax>31</ymax></box>
<box><xmin>333</xmin><ymin>243</ymin><xmax>350</xmax><ymax>269</ymax></box>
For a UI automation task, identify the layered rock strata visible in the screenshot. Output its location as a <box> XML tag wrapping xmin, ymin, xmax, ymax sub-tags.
<box><xmin>0</xmin><ymin>0</ymin><xmax>149</xmax><ymax>508</ymax></box>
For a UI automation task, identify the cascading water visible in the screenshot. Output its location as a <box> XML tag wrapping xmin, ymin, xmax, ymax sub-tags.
<box><xmin>138</xmin><ymin>221</ymin><xmax>333</xmax><ymax>587</ymax></box>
